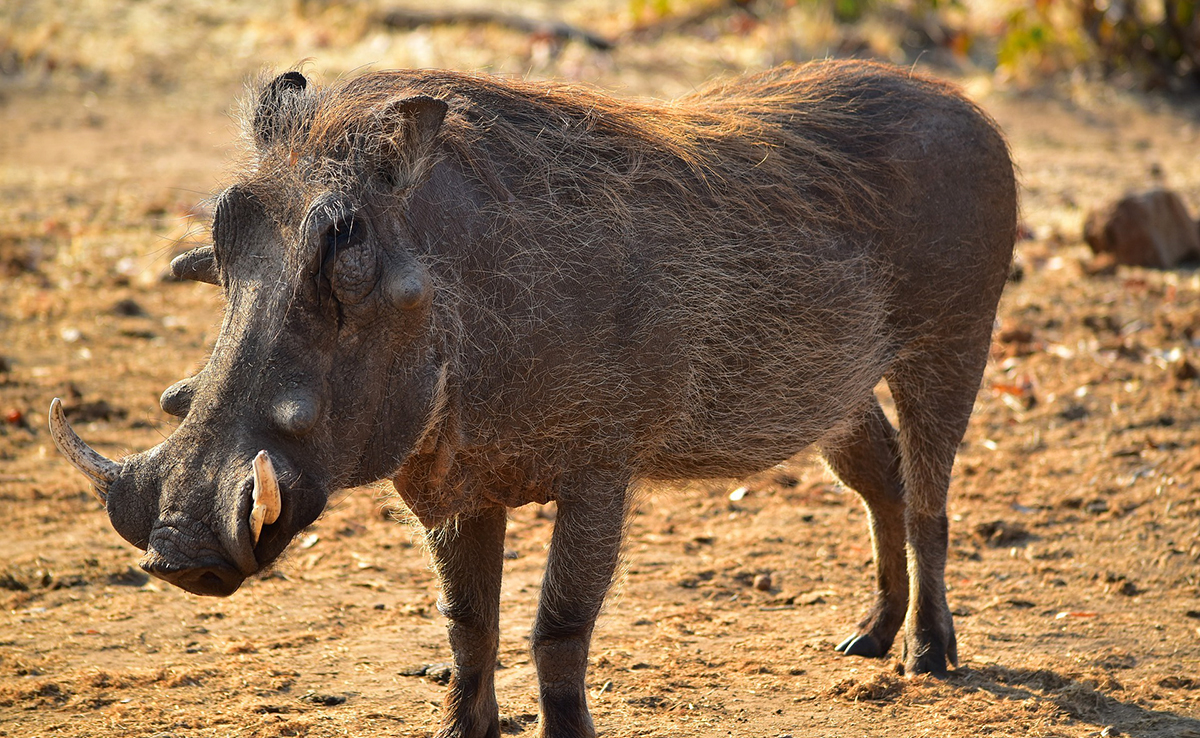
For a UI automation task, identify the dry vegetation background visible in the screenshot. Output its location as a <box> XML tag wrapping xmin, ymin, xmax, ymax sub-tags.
<box><xmin>1</xmin><ymin>1</ymin><xmax>1199</xmax><ymax>736</ymax></box>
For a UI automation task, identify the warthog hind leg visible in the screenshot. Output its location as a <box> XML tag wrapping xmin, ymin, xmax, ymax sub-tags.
<box><xmin>532</xmin><ymin>472</ymin><xmax>628</xmax><ymax>738</ymax></box>
<box><xmin>821</xmin><ymin>396</ymin><xmax>908</xmax><ymax>659</ymax></box>
<box><xmin>887</xmin><ymin>330</ymin><xmax>995</xmax><ymax>675</ymax></box>
<box><xmin>429</xmin><ymin>505</ymin><xmax>507</xmax><ymax>738</ymax></box>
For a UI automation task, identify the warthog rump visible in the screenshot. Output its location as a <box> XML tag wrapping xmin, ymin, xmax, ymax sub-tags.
<box><xmin>51</xmin><ymin>60</ymin><xmax>1016</xmax><ymax>737</ymax></box>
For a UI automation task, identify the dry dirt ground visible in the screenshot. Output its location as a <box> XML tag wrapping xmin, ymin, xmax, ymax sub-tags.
<box><xmin>2</xmin><ymin>2</ymin><xmax>1199</xmax><ymax>737</ymax></box>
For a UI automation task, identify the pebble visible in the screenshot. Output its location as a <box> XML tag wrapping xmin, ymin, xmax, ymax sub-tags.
<box><xmin>753</xmin><ymin>573</ymin><xmax>772</xmax><ymax>591</ymax></box>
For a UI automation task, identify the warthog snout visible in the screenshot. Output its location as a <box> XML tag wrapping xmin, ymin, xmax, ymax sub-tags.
<box><xmin>50</xmin><ymin>398</ymin><xmax>313</xmax><ymax>596</ymax></box>
<box><xmin>133</xmin><ymin>452</ymin><xmax>287</xmax><ymax>597</ymax></box>
<box><xmin>139</xmin><ymin>546</ymin><xmax>245</xmax><ymax>597</ymax></box>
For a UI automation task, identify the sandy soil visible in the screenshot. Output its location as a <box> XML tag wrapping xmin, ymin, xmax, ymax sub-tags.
<box><xmin>2</xmin><ymin>2</ymin><xmax>1199</xmax><ymax>737</ymax></box>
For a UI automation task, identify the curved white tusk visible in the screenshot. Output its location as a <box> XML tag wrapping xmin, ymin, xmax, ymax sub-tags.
<box><xmin>47</xmin><ymin>398</ymin><xmax>119</xmax><ymax>503</ymax></box>
<box><xmin>250</xmin><ymin>450</ymin><xmax>282</xmax><ymax>545</ymax></box>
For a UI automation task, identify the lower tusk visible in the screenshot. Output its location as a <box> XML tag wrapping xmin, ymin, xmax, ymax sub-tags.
<box><xmin>249</xmin><ymin>505</ymin><xmax>266</xmax><ymax>545</ymax></box>
<box><xmin>250</xmin><ymin>450</ymin><xmax>282</xmax><ymax>545</ymax></box>
<box><xmin>48</xmin><ymin>398</ymin><xmax>119</xmax><ymax>503</ymax></box>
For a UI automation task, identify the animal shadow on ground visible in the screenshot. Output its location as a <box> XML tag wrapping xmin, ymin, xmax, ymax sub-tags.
<box><xmin>950</xmin><ymin>665</ymin><xmax>1200</xmax><ymax>737</ymax></box>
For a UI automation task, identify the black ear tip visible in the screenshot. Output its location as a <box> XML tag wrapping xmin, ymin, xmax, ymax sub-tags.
<box><xmin>272</xmin><ymin>71</ymin><xmax>308</xmax><ymax>92</ymax></box>
<box><xmin>256</xmin><ymin>71</ymin><xmax>309</xmax><ymax>145</ymax></box>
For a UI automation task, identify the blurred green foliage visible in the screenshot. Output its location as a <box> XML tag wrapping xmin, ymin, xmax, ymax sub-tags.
<box><xmin>997</xmin><ymin>1</ymin><xmax>1200</xmax><ymax>88</ymax></box>
<box><xmin>1079</xmin><ymin>0</ymin><xmax>1200</xmax><ymax>86</ymax></box>
<box><xmin>628</xmin><ymin>0</ymin><xmax>1199</xmax><ymax>89</ymax></box>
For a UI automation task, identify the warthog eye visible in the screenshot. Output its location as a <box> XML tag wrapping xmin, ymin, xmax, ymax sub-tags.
<box><xmin>324</xmin><ymin>217</ymin><xmax>361</xmax><ymax>262</ymax></box>
<box><xmin>316</xmin><ymin>215</ymin><xmax>370</xmax><ymax>314</ymax></box>
<box><xmin>318</xmin><ymin>217</ymin><xmax>363</xmax><ymax>289</ymax></box>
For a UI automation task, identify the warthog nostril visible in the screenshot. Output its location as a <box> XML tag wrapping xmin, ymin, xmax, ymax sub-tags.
<box><xmin>194</xmin><ymin>571</ymin><xmax>233</xmax><ymax>595</ymax></box>
<box><xmin>139</xmin><ymin>554</ymin><xmax>244</xmax><ymax>597</ymax></box>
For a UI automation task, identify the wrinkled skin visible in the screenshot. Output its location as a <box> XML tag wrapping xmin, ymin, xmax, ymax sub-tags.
<box><xmin>80</xmin><ymin>79</ymin><xmax>451</xmax><ymax>596</ymax></box>
<box><xmin>51</xmin><ymin>61</ymin><xmax>1018</xmax><ymax>738</ymax></box>
<box><xmin>104</xmin><ymin>177</ymin><xmax>445</xmax><ymax>594</ymax></box>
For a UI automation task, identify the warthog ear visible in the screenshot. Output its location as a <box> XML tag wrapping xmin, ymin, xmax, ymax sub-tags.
<box><xmin>254</xmin><ymin>70</ymin><xmax>308</xmax><ymax>147</ymax></box>
<box><xmin>385</xmin><ymin>95</ymin><xmax>448</xmax><ymax>147</ymax></box>
<box><xmin>376</xmin><ymin>96</ymin><xmax>448</xmax><ymax>189</ymax></box>
<box><xmin>170</xmin><ymin>246</ymin><xmax>219</xmax><ymax>285</ymax></box>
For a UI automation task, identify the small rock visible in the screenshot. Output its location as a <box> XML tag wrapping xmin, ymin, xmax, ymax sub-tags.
<box><xmin>795</xmin><ymin>590</ymin><xmax>832</xmax><ymax>606</ymax></box>
<box><xmin>1158</xmin><ymin>676</ymin><xmax>1198</xmax><ymax>689</ymax></box>
<box><xmin>399</xmin><ymin>663</ymin><xmax>454</xmax><ymax>685</ymax></box>
<box><xmin>998</xmin><ymin>324</ymin><xmax>1034</xmax><ymax>344</ymax></box>
<box><xmin>1100</xmin><ymin>726</ymin><xmax>1120</xmax><ymax>737</ymax></box>
<box><xmin>0</xmin><ymin>571</ymin><xmax>28</xmax><ymax>591</ymax></box>
<box><xmin>974</xmin><ymin>520</ymin><xmax>1031</xmax><ymax>547</ymax></box>
<box><xmin>1118</xmin><ymin>581</ymin><xmax>1141</xmax><ymax>597</ymax></box>
<box><xmin>1083</xmin><ymin>189</ymin><xmax>1200</xmax><ymax>269</ymax></box>
<box><xmin>1059</xmin><ymin>404</ymin><xmax>1089</xmax><ymax>422</ymax></box>
<box><xmin>499</xmin><ymin>712</ymin><xmax>538</xmax><ymax>734</ymax></box>
<box><xmin>111</xmin><ymin>298</ymin><xmax>145</xmax><ymax>316</ymax></box>
<box><xmin>753</xmin><ymin>573</ymin><xmax>773</xmax><ymax>591</ymax></box>
<box><xmin>299</xmin><ymin>692</ymin><xmax>346</xmax><ymax>706</ymax></box>
<box><xmin>1172</xmin><ymin>357</ymin><xmax>1198</xmax><ymax>383</ymax></box>
<box><xmin>424</xmin><ymin>664</ymin><xmax>453</xmax><ymax>685</ymax></box>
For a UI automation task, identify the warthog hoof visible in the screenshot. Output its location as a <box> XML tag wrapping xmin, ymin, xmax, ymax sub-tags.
<box><xmin>434</xmin><ymin>719</ymin><xmax>500</xmax><ymax>738</ymax></box>
<box><xmin>902</xmin><ymin>620</ymin><xmax>957</xmax><ymax>677</ymax></box>
<box><xmin>834</xmin><ymin>633</ymin><xmax>886</xmax><ymax>658</ymax></box>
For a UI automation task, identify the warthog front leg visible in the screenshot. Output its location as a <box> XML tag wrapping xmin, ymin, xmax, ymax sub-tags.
<box><xmin>429</xmin><ymin>505</ymin><xmax>507</xmax><ymax>738</ymax></box>
<box><xmin>532</xmin><ymin>474</ymin><xmax>628</xmax><ymax>738</ymax></box>
<box><xmin>820</xmin><ymin>397</ymin><xmax>907</xmax><ymax>659</ymax></box>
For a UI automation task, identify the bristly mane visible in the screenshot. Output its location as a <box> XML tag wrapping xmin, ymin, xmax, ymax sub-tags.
<box><xmin>238</xmin><ymin>61</ymin><xmax>929</xmax><ymax>232</ymax></box>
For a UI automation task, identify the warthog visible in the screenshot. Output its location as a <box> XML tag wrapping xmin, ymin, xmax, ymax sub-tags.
<box><xmin>51</xmin><ymin>60</ymin><xmax>1016</xmax><ymax>737</ymax></box>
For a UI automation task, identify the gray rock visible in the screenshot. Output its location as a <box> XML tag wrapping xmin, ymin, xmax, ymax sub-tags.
<box><xmin>1084</xmin><ymin>189</ymin><xmax>1200</xmax><ymax>268</ymax></box>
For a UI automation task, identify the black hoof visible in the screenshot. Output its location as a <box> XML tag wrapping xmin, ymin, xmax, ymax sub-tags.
<box><xmin>905</xmin><ymin>650</ymin><xmax>952</xmax><ymax>677</ymax></box>
<box><xmin>835</xmin><ymin>633</ymin><xmax>885</xmax><ymax>658</ymax></box>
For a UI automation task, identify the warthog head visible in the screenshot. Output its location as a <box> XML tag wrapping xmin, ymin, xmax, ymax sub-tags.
<box><xmin>51</xmin><ymin>71</ymin><xmax>451</xmax><ymax>596</ymax></box>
